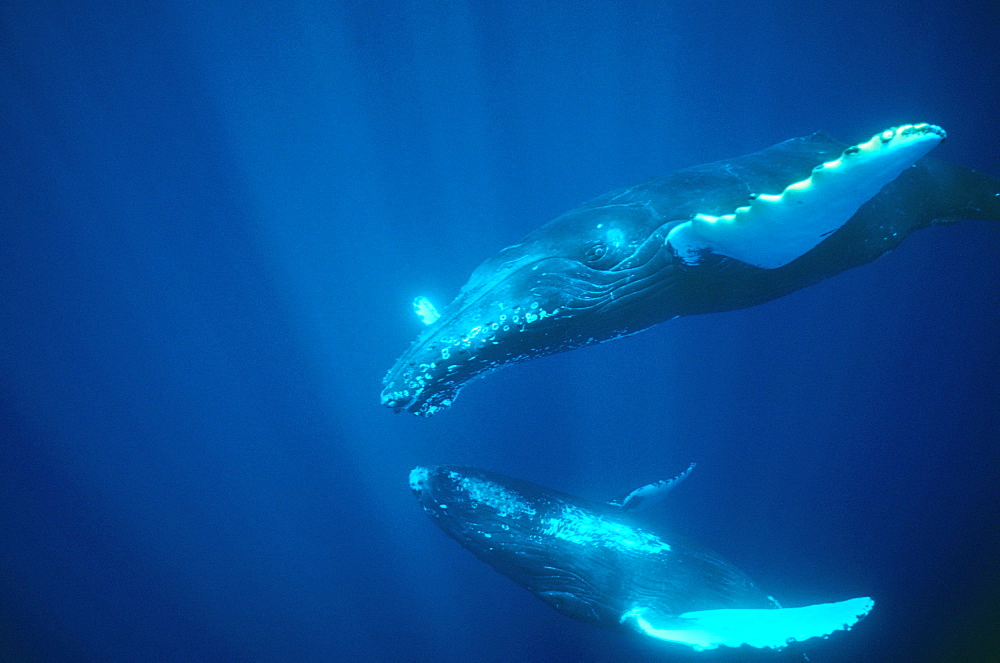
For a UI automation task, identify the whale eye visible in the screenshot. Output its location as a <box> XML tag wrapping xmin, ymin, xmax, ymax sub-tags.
<box><xmin>584</xmin><ymin>242</ymin><xmax>608</xmax><ymax>264</ymax></box>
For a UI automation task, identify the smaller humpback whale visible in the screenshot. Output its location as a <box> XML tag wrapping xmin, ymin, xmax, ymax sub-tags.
<box><xmin>383</xmin><ymin>124</ymin><xmax>1000</xmax><ymax>415</ymax></box>
<box><xmin>411</xmin><ymin>464</ymin><xmax>873</xmax><ymax>653</ymax></box>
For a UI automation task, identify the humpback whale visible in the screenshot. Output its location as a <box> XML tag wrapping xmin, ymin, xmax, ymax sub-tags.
<box><xmin>411</xmin><ymin>464</ymin><xmax>873</xmax><ymax>653</ymax></box>
<box><xmin>382</xmin><ymin>124</ymin><xmax>1000</xmax><ymax>415</ymax></box>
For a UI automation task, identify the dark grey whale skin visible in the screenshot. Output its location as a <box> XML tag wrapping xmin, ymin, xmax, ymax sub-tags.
<box><xmin>383</xmin><ymin>132</ymin><xmax>1000</xmax><ymax>415</ymax></box>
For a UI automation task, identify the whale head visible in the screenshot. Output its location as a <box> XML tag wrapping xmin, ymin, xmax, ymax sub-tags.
<box><xmin>382</xmin><ymin>206</ymin><xmax>677</xmax><ymax>415</ymax></box>
<box><xmin>409</xmin><ymin>465</ymin><xmax>543</xmax><ymax>548</ymax></box>
<box><xmin>409</xmin><ymin>465</ymin><xmax>624</xmax><ymax>625</ymax></box>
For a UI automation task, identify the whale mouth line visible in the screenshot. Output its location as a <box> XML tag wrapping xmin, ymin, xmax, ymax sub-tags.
<box><xmin>430</xmin><ymin>239</ymin><xmax>671</xmax><ymax>334</ymax></box>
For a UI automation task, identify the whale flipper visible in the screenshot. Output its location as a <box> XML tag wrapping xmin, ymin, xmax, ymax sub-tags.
<box><xmin>622</xmin><ymin>597</ymin><xmax>875</xmax><ymax>652</ymax></box>
<box><xmin>608</xmin><ymin>462</ymin><xmax>696</xmax><ymax>511</ymax></box>
<box><xmin>666</xmin><ymin>124</ymin><xmax>946</xmax><ymax>268</ymax></box>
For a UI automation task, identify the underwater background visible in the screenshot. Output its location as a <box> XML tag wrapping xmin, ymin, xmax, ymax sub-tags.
<box><xmin>2</xmin><ymin>1</ymin><xmax>998</xmax><ymax>661</ymax></box>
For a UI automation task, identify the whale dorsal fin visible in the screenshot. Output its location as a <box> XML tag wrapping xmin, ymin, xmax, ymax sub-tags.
<box><xmin>666</xmin><ymin>124</ymin><xmax>946</xmax><ymax>269</ymax></box>
<box><xmin>608</xmin><ymin>462</ymin><xmax>696</xmax><ymax>511</ymax></box>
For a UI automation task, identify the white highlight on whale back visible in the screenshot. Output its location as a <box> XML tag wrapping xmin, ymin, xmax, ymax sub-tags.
<box><xmin>455</xmin><ymin>474</ymin><xmax>537</xmax><ymax>518</ymax></box>
<box><xmin>541</xmin><ymin>504</ymin><xmax>670</xmax><ymax>554</ymax></box>
<box><xmin>622</xmin><ymin>596</ymin><xmax>874</xmax><ymax>651</ymax></box>
<box><xmin>666</xmin><ymin>124</ymin><xmax>945</xmax><ymax>269</ymax></box>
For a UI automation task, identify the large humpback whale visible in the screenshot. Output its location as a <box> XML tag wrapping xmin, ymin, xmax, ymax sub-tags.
<box><xmin>411</xmin><ymin>464</ymin><xmax>873</xmax><ymax>653</ymax></box>
<box><xmin>383</xmin><ymin>124</ymin><xmax>1000</xmax><ymax>415</ymax></box>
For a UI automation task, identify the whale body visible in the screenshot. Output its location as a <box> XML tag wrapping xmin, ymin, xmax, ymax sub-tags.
<box><xmin>383</xmin><ymin>124</ymin><xmax>1000</xmax><ymax>415</ymax></box>
<box><xmin>410</xmin><ymin>465</ymin><xmax>873</xmax><ymax>653</ymax></box>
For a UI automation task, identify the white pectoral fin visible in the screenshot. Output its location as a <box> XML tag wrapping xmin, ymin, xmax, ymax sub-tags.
<box><xmin>667</xmin><ymin>124</ymin><xmax>945</xmax><ymax>269</ymax></box>
<box><xmin>622</xmin><ymin>596</ymin><xmax>874</xmax><ymax>651</ymax></box>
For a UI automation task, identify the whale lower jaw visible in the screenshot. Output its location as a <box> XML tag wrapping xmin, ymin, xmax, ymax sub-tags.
<box><xmin>621</xmin><ymin>596</ymin><xmax>874</xmax><ymax>652</ymax></box>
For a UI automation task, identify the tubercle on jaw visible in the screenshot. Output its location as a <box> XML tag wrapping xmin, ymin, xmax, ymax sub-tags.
<box><xmin>393</xmin><ymin>333</ymin><xmax>619</xmax><ymax>415</ymax></box>
<box><xmin>383</xmin><ymin>298</ymin><xmax>567</xmax><ymax>412</ymax></box>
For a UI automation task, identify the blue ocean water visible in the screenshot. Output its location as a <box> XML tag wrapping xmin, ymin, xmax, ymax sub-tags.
<box><xmin>2</xmin><ymin>1</ymin><xmax>998</xmax><ymax>661</ymax></box>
